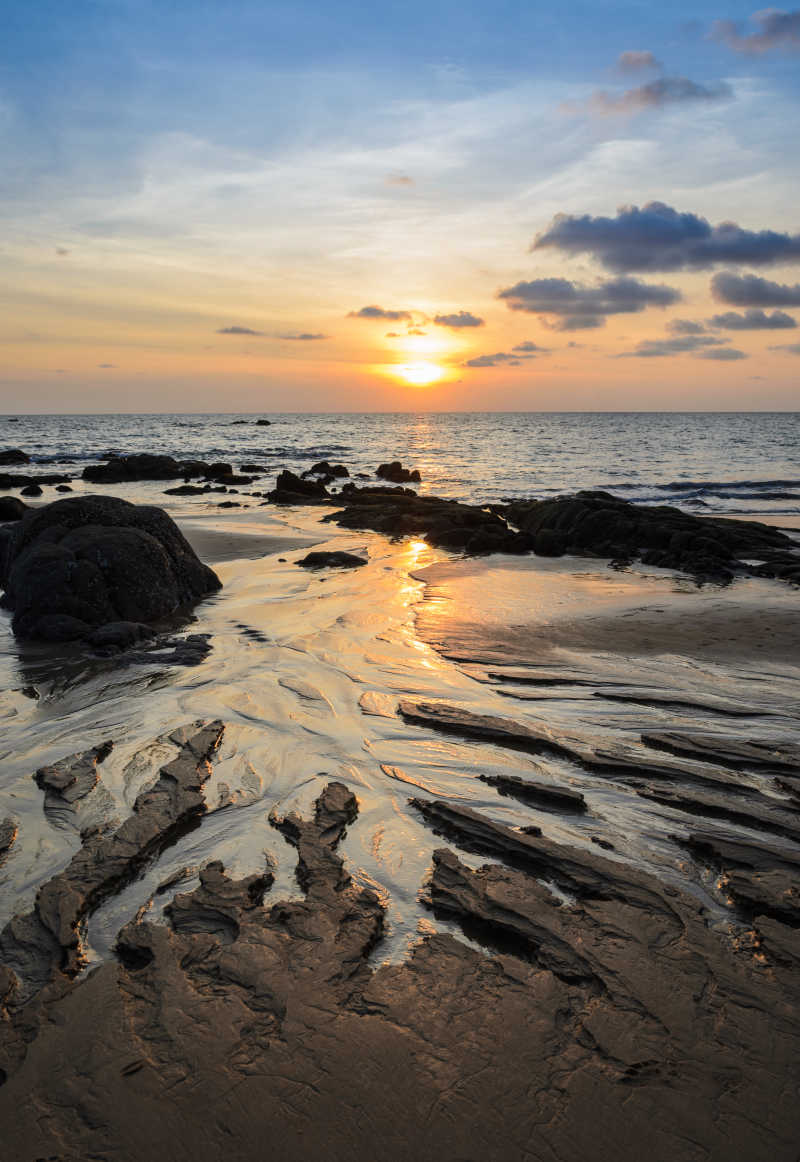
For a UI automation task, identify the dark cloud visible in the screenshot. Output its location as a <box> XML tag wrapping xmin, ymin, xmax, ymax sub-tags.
<box><xmin>385</xmin><ymin>174</ymin><xmax>414</xmax><ymax>186</ymax></box>
<box><xmin>712</xmin><ymin>9</ymin><xmax>800</xmax><ymax>54</ymax></box>
<box><xmin>668</xmin><ymin>318</ymin><xmax>707</xmax><ymax>334</ymax></box>
<box><xmin>433</xmin><ymin>311</ymin><xmax>485</xmax><ymax>328</ymax></box>
<box><xmin>621</xmin><ymin>335</ymin><xmax>724</xmax><ymax>357</ymax></box>
<box><xmin>348</xmin><ymin>305</ymin><xmax>412</xmax><ymax>320</ymax></box>
<box><xmin>711</xmin><ymin>272</ymin><xmax>800</xmax><ymax>307</ymax></box>
<box><xmin>279</xmin><ymin>332</ymin><xmax>328</xmax><ymax>340</ymax></box>
<box><xmin>697</xmin><ymin>347</ymin><xmax>748</xmax><ymax>360</ymax></box>
<box><xmin>577</xmin><ymin>77</ymin><xmax>730</xmax><ymax>116</ymax></box>
<box><xmin>770</xmin><ymin>343</ymin><xmax>800</xmax><ymax>354</ymax></box>
<box><xmin>533</xmin><ymin>202</ymin><xmax>800</xmax><ymax>272</ymax></box>
<box><xmin>498</xmin><ymin>275</ymin><xmax>680</xmax><ymax>330</ymax></box>
<box><xmin>511</xmin><ymin>341</ymin><xmax>546</xmax><ymax>352</ymax></box>
<box><xmin>708</xmin><ymin>309</ymin><xmax>797</xmax><ymax>330</ymax></box>
<box><xmin>616</xmin><ymin>50</ymin><xmax>662</xmax><ymax>74</ymax></box>
<box><xmin>465</xmin><ymin>352</ymin><xmax>523</xmax><ymax>368</ymax></box>
<box><xmin>217</xmin><ymin>325</ymin><xmax>264</xmax><ymax>336</ymax></box>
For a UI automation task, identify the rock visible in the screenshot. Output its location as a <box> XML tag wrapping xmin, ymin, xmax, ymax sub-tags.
<box><xmin>84</xmin><ymin>454</ymin><xmax>194</xmax><ymax>483</ymax></box>
<box><xmin>0</xmin><ymin>472</ymin><xmax>70</xmax><ymax>488</ymax></box>
<box><xmin>296</xmin><ymin>550</ymin><xmax>367</xmax><ymax>569</ymax></box>
<box><xmin>87</xmin><ymin>621</ymin><xmax>154</xmax><ymax>650</ymax></box>
<box><xmin>643</xmin><ymin>731</ymin><xmax>800</xmax><ymax>772</ymax></box>
<box><xmin>0</xmin><ymin>495</ymin><xmax>221</xmax><ymax>643</ymax></box>
<box><xmin>163</xmin><ymin>484</ymin><xmax>211</xmax><ymax>496</ymax></box>
<box><xmin>267</xmin><ymin>470</ymin><xmax>331</xmax><ymax>504</ymax></box>
<box><xmin>479</xmin><ymin>772</ymin><xmax>587</xmax><ymax>813</ymax></box>
<box><xmin>55</xmin><ymin>484</ymin><xmax>72</xmax><ymax>493</ymax></box>
<box><xmin>240</xmin><ymin>464</ymin><xmax>268</xmax><ymax>473</ymax></box>
<box><xmin>0</xmin><ymin>819</ymin><xmax>17</xmax><ymax>862</ymax></box>
<box><xmin>256</xmin><ymin>418</ymin><xmax>271</xmax><ymax>425</ymax></box>
<box><xmin>303</xmin><ymin>461</ymin><xmax>349</xmax><ymax>479</ymax></box>
<box><xmin>376</xmin><ymin>460</ymin><xmax>421</xmax><ymax>483</ymax></box>
<box><xmin>0</xmin><ymin>497</ymin><xmax>27</xmax><ymax>521</ymax></box>
<box><xmin>19</xmin><ymin>483</ymin><xmax>42</xmax><ymax>497</ymax></box>
<box><xmin>0</xmin><ymin>450</ymin><xmax>29</xmax><ymax>465</ymax></box>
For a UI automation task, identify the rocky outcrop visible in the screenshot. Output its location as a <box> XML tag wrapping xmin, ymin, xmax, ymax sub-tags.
<box><xmin>267</xmin><ymin>469</ymin><xmax>331</xmax><ymax>504</ymax></box>
<box><xmin>0</xmin><ymin>450</ymin><xmax>29</xmax><ymax>465</ymax></box>
<box><xmin>0</xmin><ymin>495</ymin><xmax>221</xmax><ymax>642</ymax></box>
<box><xmin>83</xmin><ymin>454</ymin><xmax>254</xmax><ymax>486</ymax></box>
<box><xmin>376</xmin><ymin>460</ymin><xmax>421</xmax><ymax>483</ymax></box>
<box><xmin>498</xmin><ymin>489</ymin><xmax>795</xmax><ymax>581</ymax></box>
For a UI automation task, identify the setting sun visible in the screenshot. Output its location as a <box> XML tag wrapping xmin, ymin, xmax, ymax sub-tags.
<box><xmin>396</xmin><ymin>361</ymin><xmax>444</xmax><ymax>386</ymax></box>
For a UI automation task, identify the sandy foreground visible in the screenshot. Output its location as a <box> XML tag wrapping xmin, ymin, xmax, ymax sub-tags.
<box><xmin>0</xmin><ymin>506</ymin><xmax>799</xmax><ymax>1161</ymax></box>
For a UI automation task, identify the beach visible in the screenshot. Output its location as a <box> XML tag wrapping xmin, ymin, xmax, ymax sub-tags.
<box><xmin>1</xmin><ymin>419</ymin><xmax>799</xmax><ymax>1160</ymax></box>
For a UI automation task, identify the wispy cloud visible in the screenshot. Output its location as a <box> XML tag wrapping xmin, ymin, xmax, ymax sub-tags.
<box><xmin>769</xmin><ymin>343</ymin><xmax>800</xmax><ymax>354</ymax></box>
<box><xmin>348</xmin><ymin>305</ymin><xmax>412</xmax><ymax>320</ymax></box>
<box><xmin>568</xmin><ymin>78</ymin><xmax>731</xmax><ymax>117</ymax></box>
<box><xmin>279</xmin><ymin>332</ymin><xmax>328</xmax><ymax>340</ymax></box>
<box><xmin>615</xmin><ymin>50</ymin><xmax>662</xmax><ymax>75</ymax></box>
<box><xmin>697</xmin><ymin>346</ymin><xmax>748</xmax><ymax>360</ymax></box>
<box><xmin>533</xmin><ymin>202</ymin><xmax>800</xmax><ymax>272</ymax></box>
<box><xmin>218</xmin><ymin>325</ymin><xmax>264</xmax><ymax>335</ymax></box>
<box><xmin>621</xmin><ymin>335</ymin><xmax>725</xmax><ymax>357</ymax></box>
<box><xmin>498</xmin><ymin>275</ymin><xmax>680</xmax><ymax>330</ymax></box>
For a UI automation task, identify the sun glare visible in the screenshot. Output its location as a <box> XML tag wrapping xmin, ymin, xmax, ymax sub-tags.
<box><xmin>396</xmin><ymin>361</ymin><xmax>444</xmax><ymax>387</ymax></box>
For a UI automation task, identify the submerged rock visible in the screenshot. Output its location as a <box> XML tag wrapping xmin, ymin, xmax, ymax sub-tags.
<box><xmin>296</xmin><ymin>550</ymin><xmax>367</xmax><ymax>569</ymax></box>
<box><xmin>0</xmin><ymin>495</ymin><xmax>221</xmax><ymax>642</ymax></box>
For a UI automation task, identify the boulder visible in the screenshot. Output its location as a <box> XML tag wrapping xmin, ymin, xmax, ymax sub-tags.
<box><xmin>303</xmin><ymin>461</ymin><xmax>349</xmax><ymax>479</ymax></box>
<box><xmin>0</xmin><ymin>495</ymin><xmax>221</xmax><ymax>642</ymax></box>
<box><xmin>267</xmin><ymin>470</ymin><xmax>331</xmax><ymax>504</ymax></box>
<box><xmin>20</xmin><ymin>483</ymin><xmax>42</xmax><ymax>497</ymax></box>
<box><xmin>0</xmin><ymin>497</ymin><xmax>28</xmax><ymax>521</ymax></box>
<box><xmin>296</xmin><ymin>551</ymin><xmax>367</xmax><ymax>569</ymax></box>
<box><xmin>376</xmin><ymin>460</ymin><xmax>421</xmax><ymax>483</ymax></box>
<box><xmin>256</xmin><ymin>418</ymin><xmax>271</xmax><ymax>426</ymax></box>
<box><xmin>0</xmin><ymin>449</ymin><xmax>29</xmax><ymax>466</ymax></box>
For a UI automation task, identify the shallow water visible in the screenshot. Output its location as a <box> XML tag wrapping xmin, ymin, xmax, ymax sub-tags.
<box><xmin>1</xmin><ymin>500</ymin><xmax>798</xmax><ymax>984</ymax></box>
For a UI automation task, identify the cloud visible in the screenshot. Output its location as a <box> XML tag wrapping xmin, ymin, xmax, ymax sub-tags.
<box><xmin>498</xmin><ymin>275</ymin><xmax>680</xmax><ymax>330</ymax></box>
<box><xmin>708</xmin><ymin>309</ymin><xmax>797</xmax><ymax>330</ymax></box>
<box><xmin>532</xmin><ymin>202</ymin><xmax>800</xmax><ymax>272</ymax></box>
<box><xmin>279</xmin><ymin>332</ymin><xmax>328</xmax><ymax>340</ymax></box>
<box><xmin>433</xmin><ymin>310</ymin><xmax>485</xmax><ymax>328</ymax></box>
<box><xmin>97</xmin><ymin>363</ymin><xmax>117</xmax><ymax>368</ymax></box>
<box><xmin>575</xmin><ymin>77</ymin><xmax>731</xmax><ymax>117</ymax></box>
<box><xmin>697</xmin><ymin>347</ymin><xmax>748</xmax><ymax>360</ymax></box>
<box><xmin>711</xmin><ymin>272</ymin><xmax>800</xmax><ymax>306</ymax></box>
<box><xmin>465</xmin><ymin>352</ymin><xmax>523</xmax><ymax>367</ymax></box>
<box><xmin>385</xmin><ymin>331</ymin><xmax>401</xmax><ymax>338</ymax></box>
<box><xmin>616</xmin><ymin>50</ymin><xmax>662</xmax><ymax>74</ymax></box>
<box><xmin>407</xmin><ymin>328</ymin><xmax>427</xmax><ymax>335</ymax></box>
<box><xmin>668</xmin><ymin>318</ymin><xmax>707</xmax><ymax>334</ymax></box>
<box><xmin>55</xmin><ymin>247</ymin><xmax>70</xmax><ymax>256</ymax></box>
<box><xmin>712</xmin><ymin>9</ymin><xmax>800</xmax><ymax>54</ymax></box>
<box><xmin>512</xmin><ymin>341</ymin><xmax>546</xmax><ymax>352</ymax></box>
<box><xmin>217</xmin><ymin>325</ymin><xmax>264</xmax><ymax>335</ymax></box>
<box><xmin>348</xmin><ymin>305</ymin><xmax>412</xmax><ymax>320</ymax></box>
<box><xmin>769</xmin><ymin>343</ymin><xmax>800</xmax><ymax>354</ymax></box>
<box><xmin>385</xmin><ymin>174</ymin><xmax>414</xmax><ymax>186</ymax></box>
<box><xmin>622</xmin><ymin>335</ymin><xmax>725</xmax><ymax>357</ymax></box>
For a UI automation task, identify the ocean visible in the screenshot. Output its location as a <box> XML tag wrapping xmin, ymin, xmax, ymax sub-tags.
<box><xmin>3</xmin><ymin>411</ymin><xmax>800</xmax><ymax>517</ymax></box>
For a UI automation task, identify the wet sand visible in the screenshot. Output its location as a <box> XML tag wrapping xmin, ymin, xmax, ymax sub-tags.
<box><xmin>1</xmin><ymin>505</ymin><xmax>799</xmax><ymax>1161</ymax></box>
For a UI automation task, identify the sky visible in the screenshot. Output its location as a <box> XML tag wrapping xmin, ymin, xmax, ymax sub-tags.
<box><xmin>1</xmin><ymin>1</ymin><xmax>799</xmax><ymax>411</ymax></box>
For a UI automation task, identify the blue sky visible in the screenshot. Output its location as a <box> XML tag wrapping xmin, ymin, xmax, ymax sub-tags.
<box><xmin>1</xmin><ymin>1</ymin><xmax>799</xmax><ymax>409</ymax></box>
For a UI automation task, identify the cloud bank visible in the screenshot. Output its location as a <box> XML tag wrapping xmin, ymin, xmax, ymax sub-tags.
<box><xmin>497</xmin><ymin>275</ymin><xmax>680</xmax><ymax>330</ymax></box>
<box><xmin>533</xmin><ymin>203</ymin><xmax>800</xmax><ymax>272</ymax></box>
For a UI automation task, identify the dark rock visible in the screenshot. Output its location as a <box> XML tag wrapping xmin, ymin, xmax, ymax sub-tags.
<box><xmin>267</xmin><ymin>470</ymin><xmax>331</xmax><ymax>504</ymax></box>
<box><xmin>0</xmin><ymin>497</ymin><xmax>27</xmax><ymax>521</ymax></box>
<box><xmin>88</xmin><ymin>621</ymin><xmax>154</xmax><ymax>650</ymax></box>
<box><xmin>303</xmin><ymin>461</ymin><xmax>349</xmax><ymax>479</ymax></box>
<box><xmin>55</xmin><ymin>484</ymin><xmax>72</xmax><ymax>493</ymax></box>
<box><xmin>84</xmin><ymin>454</ymin><xmax>192</xmax><ymax>484</ymax></box>
<box><xmin>20</xmin><ymin>483</ymin><xmax>42</xmax><ymax>497</ymax></box>
<box><xmin>163</xmin><ymin>484</ymin><xmax>211</xmax><ymax>496</ymax></box>
<box><xmin>479</xmin><ymin>772</ymin><xmax>586</xmax><ymax>813</ymax></box>
<box><xmin>0</xmin><ymin>819</ymin><xmax>17</xmax><ymax>862</ymax></box>
<box><xmin>0</xmin><ymin>450</ymin><xmax>29</xmax><ymax>466</ymax></box>
<box><xmin>296</xmin><ymin>550</ymin><xmax>367</xmax><ymax>569</ymax></box>
<box><xmin>376</xmin><ymin>460</ymin><xmax>421</xmax><ymax>483</ymax></box>
<box><xmin>217</xmin><ymin>500</ymin><xmax>241</xmax><ymax>508</ymax></box>
<box><xmin>0</xmin><ymin>495</ymin><xmax>221</xmax><ymax>642</ymax></box>
<box><xmin>643</xmin><ymin>731</ymin><xmax>800</xmax><ymax>772</ymax></box>
<box><xmin>0</xmin><ymin>472</ymin><xmax>71</xmax><ymax>488</ymax></box>
<box><xmin>239</xmin><ymin>464</ymin><xmax>268</xmax><ymax>473</ymax></box>
<box><xmin>256</xmin><ymin>418</ymin><xmax>271</xmax><ymax>425</ymax></box>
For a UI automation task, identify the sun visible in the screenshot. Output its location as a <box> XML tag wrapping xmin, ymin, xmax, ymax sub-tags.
<box><xmin>396</xmin><ymin>361</ymin><xmax>444</xmax><ymax>387</ymax></box>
